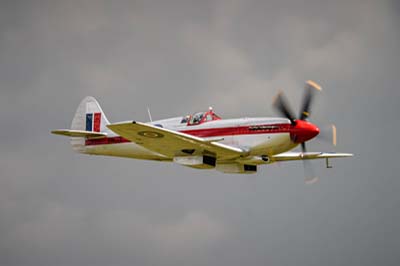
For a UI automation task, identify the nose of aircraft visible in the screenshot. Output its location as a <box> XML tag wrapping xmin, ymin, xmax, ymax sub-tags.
<box><xmin>290</xmin><ymin>120</ymin><xmax>320</xmax><ymax>143</ymax></box>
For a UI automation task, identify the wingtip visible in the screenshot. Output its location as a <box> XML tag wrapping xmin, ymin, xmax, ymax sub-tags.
<box><xmin>51</xmin><ymin>129</ymin><xmax>68</xmax><ymax>136</ymax></box>
<box><xmin>340</xmin><ymin>153</ymin><xmax>354</xmax><ymax>157</ymax></box>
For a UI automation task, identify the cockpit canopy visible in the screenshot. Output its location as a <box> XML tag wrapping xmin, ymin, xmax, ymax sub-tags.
<box><xmin>181</xmin><ymin>108</ymin><xmax>221</xmax><ymax>126</ymax></box>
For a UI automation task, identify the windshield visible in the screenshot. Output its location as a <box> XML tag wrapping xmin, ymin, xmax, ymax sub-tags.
<box><xmin>189</xmin><ymin>112</ymin><xmax>204</xmax><ymax>125</ymax></box>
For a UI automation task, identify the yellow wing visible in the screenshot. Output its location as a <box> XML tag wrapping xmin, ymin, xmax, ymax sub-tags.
<box><xmin>107</xmin><ymin>121</ymin><xmax>247</xmax><ymax>160</ymax></box>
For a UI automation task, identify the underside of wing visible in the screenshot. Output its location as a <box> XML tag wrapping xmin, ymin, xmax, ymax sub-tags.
<box><xmin>272</xmin><ymin>152</ymin><xmax>353</xmax><ymax>162</ymax></box>
<box><xmin>107</xmin><ymin>121</ymin><xmax>247</xmax><ymax>160</ymax></box>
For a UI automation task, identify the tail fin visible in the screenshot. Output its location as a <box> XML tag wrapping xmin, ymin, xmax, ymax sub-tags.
<box><xmin>52</xmin><ymin>96</ymin><xmax>112</xmax><ymax>153</ymax></box>
<box><xmin>71</xmin><ymin>96</ymin><xmax>111</xmax><ymax>133</ymax></box>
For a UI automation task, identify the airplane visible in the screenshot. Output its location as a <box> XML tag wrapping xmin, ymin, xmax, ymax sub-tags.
<box><xmin>52</xmin><ymin>80</ymin><xmax>353</xmax><ymax>183</ymax></box>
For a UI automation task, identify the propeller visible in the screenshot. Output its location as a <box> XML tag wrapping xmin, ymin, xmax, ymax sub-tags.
<box><xmin>304</xmin><ymin>161</ymin><xmax>319</xmax><ymax>184</ymax></box>
<box><xmin>272</xmin><ymin>80</ymin><xmax>325</xmax><ymax>184</ymax></box>
<box><xmin>301</xmin><ymin>142</ymin><xmax>319</xmax><ymax>184</ymax></box>
<box><xmin>273</xmin><ymin>80</ymin><xmax>321</xmax><ymax>124</ymax></box>
<box><xmin>273</xmin><ymin>91</ymin><xmax>296</xmax><ymax>125</ymax></box>
<box><xmin>317</xmin><ymin>124</ymin><xmax>337</xmax><ymax>147</ymax></box>
<box><xmin>299</xmin><ymin>80</ymin><xmax>321</xmax><ymax>120</ymax></box>
<box><xmin>303</xmin><ymin>124</ymin><xmax>337</xmax><ymax>184</ymax></box>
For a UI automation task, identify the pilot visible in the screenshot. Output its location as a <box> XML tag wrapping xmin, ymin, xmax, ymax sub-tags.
<box><xmin>193</xmin><ymin>114</ymin><xmax>200</xmax><ymax>123</ymax></box>
<box><xmin>181</xmin><ymin>115</ymin><xmax>190</xmax><ymax>124</ymax></box>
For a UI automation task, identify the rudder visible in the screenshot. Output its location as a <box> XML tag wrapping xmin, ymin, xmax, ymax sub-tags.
<box><xmin>70</xmin><ymin>96</ymin><xmax>111</xmax><ymax>152</ymax></box>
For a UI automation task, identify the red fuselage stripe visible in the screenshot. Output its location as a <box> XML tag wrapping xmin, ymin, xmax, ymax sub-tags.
<box><xmin>85</xmin><ymin>136</ymin><xmax>130</xmax><ymax>146</ymax></box>
<box><xmin>180</xmin><ymin>124</ymin><xmax>291</xmax><ymax>137</ymax></box>
<box><xmin>85</xmin><ymin>124</ymin><xmax>291</xmax><ymax>146</ymax></box>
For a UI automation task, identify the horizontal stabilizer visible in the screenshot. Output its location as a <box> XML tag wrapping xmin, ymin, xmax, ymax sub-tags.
<box><xmin>51</xmin><ymin>129</ymin><xmax>107</xmax><ymax>138</ymax></box>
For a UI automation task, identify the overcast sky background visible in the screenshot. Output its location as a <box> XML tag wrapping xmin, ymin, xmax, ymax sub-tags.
<box><xmin>1</xmin><ymin>0</ymin><xmax>400</xmax><ymax>265</ymax></box>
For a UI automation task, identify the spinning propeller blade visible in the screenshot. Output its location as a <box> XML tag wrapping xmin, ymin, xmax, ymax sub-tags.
<box><xmin>301</xmin><ymin>142</ymin><xmax>319</xmax><ymax>184</ymax></box>
<box><xmin>317</xmin><ymin>124</ymin><xmax>337</xmax><ymax>147</ymax></box>
<box><xmin>332</xmin><ymin>124</ymin><xmax>337</xmax><ymax>146</ymax></box>
<box><xmin>299</xmin><ymin>80</ymin><xmax>322</xmax><ymax>120</ymax></box>
<box><xmin>273</xmin><ymin>91</ymin><xmax>296</xmax><ymax>125</ymax></box>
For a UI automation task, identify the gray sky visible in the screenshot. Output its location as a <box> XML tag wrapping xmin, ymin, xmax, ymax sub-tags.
<box><xmin>1</xmin><ymin>0</ymin><xmax>400</xmax><ymax>265</ymax></box>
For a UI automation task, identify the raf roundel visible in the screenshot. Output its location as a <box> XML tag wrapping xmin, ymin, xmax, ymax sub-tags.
<box><xmin>137</xmin><ymin>131</ymin><xmax>164</xmax><ymax>138</ymax></box>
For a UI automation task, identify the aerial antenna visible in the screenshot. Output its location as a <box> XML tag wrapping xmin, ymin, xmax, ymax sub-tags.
<box><xmin>147</xmin><ymin>107</ymin><xmax>153</xmax><ymax>122</ymax></box>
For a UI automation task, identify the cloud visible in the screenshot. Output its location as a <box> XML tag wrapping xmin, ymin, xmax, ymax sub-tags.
<box><xmin>150</xmin><ymin>211</ymin><xmax>226</xmax><ymax>249</ymax></box>
<box><xmin>4</xmin><ymin>202</ymin><xmax>227</xmax><ymax>265</ymax></box>
<box><xmin>1</xmin><ymin>0</ymin><xmax>400</xmax><ymax>266</ymax></box>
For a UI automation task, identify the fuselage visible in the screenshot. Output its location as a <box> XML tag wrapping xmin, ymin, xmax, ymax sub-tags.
<box><xmin>80</xmin><ymin>116</ymin><xmax>303</xmax><ymax>161</ymax></box>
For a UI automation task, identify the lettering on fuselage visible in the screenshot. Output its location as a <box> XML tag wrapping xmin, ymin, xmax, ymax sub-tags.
<box><xmin>248</xmin><ymin>125</ymin><xmax>280</xmax><ymax>131</ymax></box>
